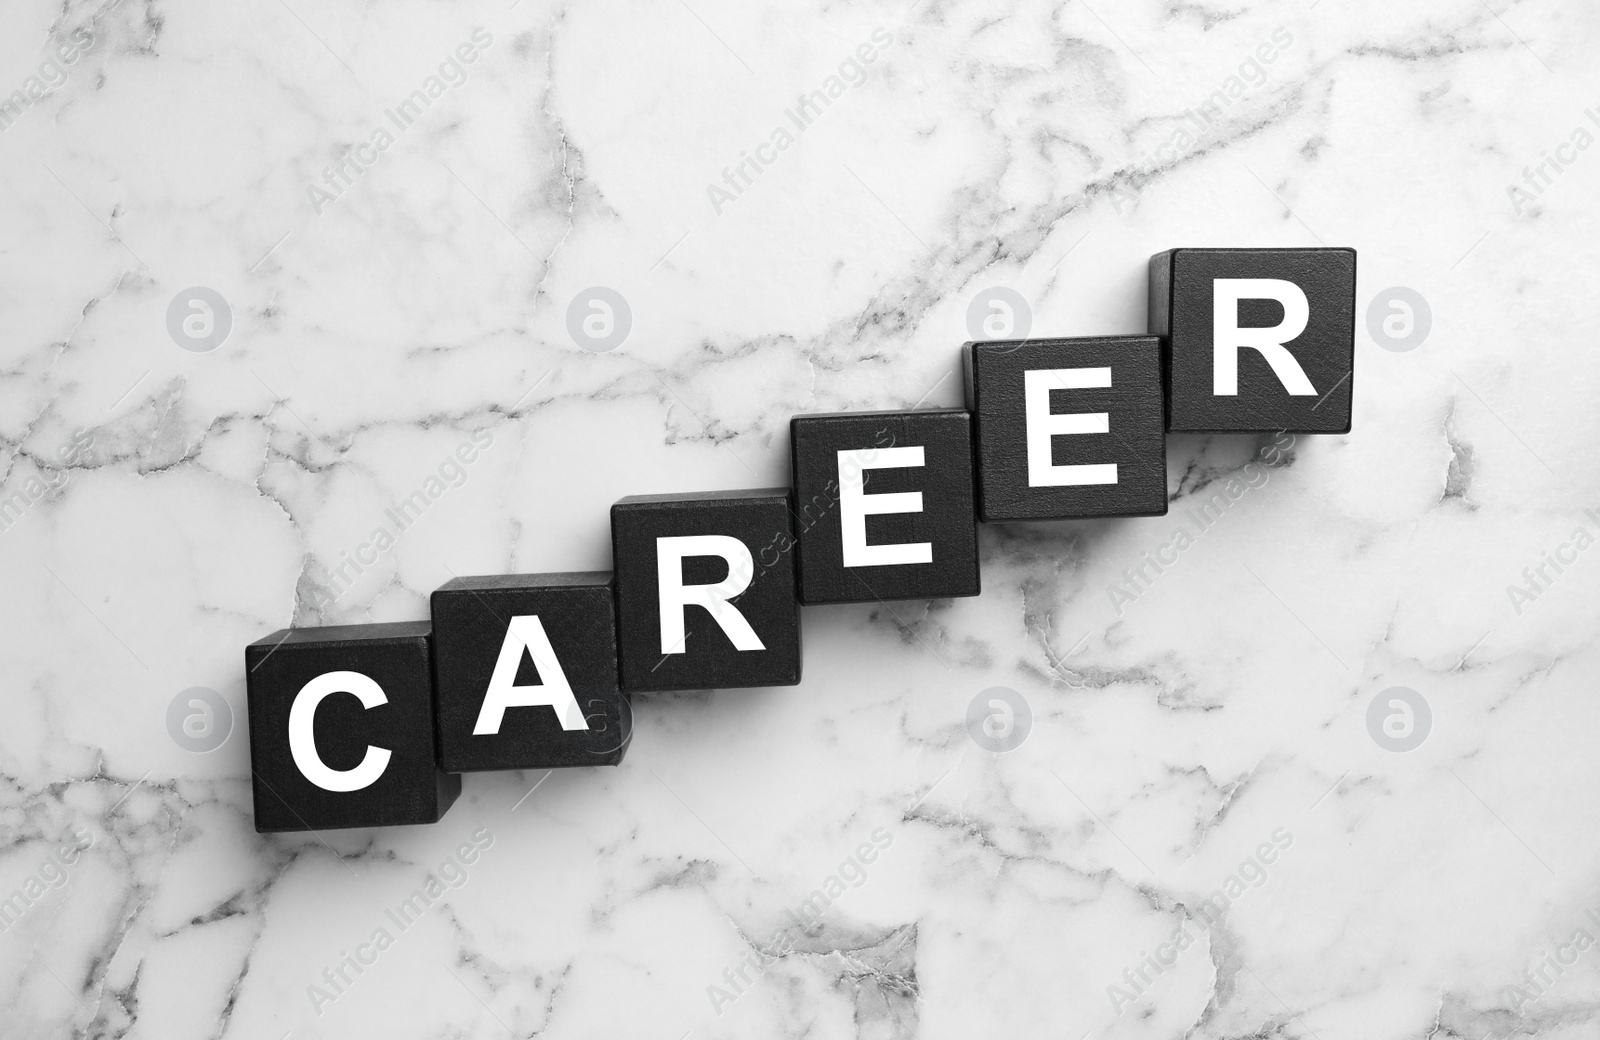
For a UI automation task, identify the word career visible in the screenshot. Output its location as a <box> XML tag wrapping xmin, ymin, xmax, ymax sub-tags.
<box><xmin>244</xmin><ymin>247</ymin><xmax>1356</xmax><ymax>833</ymax></box>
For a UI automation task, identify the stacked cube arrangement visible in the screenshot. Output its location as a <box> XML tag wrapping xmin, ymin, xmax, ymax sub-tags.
<box><xmin>245</xmin><ymin>247</ymin><xmax>1356</xmax><ymax>833</ymax></box>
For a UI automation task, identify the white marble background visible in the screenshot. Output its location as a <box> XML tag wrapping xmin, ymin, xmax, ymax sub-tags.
<box><xmin>2</xmin><ymin>0</ymin><xmax>1597</xmax><ymax>1036</ymax></box>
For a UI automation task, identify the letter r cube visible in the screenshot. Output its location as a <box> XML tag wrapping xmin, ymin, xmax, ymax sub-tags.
<box><xmin>1150</xmin><ymin>247</ymin><xmax>1356</xmax><ymax>433</ymax></box>
<box><xmin>610</xmin><ymin>489</ymin><xmax>802</xmax><ymax>692</ymax></box>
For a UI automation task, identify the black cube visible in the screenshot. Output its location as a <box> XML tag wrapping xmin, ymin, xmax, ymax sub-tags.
<box><xmin>244</xmin><ymin>622</ymin><xmax>459</xmax><ymax>833</ymax></box>
<box><xmin>431</xmin><ymin>572</ymin><xmax>630</xmax><ymax>772</ymax></box>
<box><xmin>964</xmin><ymin>336</ymin><xmax>1167</xmax><ymax>522</ymax></box>
<box><xmin>790</xmin><ymin>409</ymin><xmax>979</xmax><ymax>604</ymax></box>
<box><xmin>611</xmin><ymin>488</ymin><xmax>801</xmax><ymax>692</ymax></box>
<box><xmin>1149</xmin><ymin>247</ymin><xmax>1356</xmax><ymax>433</ymax></box>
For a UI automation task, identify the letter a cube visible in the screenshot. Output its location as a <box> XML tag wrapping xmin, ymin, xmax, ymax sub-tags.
<box><xmin>431</xmin><ymin>572</ymin><xmax>629</xmax><ymax>772</ymax></box>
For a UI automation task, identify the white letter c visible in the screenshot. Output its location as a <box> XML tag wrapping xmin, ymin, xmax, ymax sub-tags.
<box><xmin>288</xmin><ymin>671</ymin><xmax>392</xmax><ymax>792</ymax></box>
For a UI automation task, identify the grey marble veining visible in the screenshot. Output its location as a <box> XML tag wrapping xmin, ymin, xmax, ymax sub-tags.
<box><xmin>1</xmin><ymin>0</ymin><xmax>1596</xmax><ymax>1037</ymax></box>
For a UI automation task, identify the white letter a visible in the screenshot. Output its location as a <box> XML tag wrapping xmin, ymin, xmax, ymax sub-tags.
<box><xmin>474</xmin><ymin>615</ymin><xmax>588</xmax><ymax>734</ymax></box>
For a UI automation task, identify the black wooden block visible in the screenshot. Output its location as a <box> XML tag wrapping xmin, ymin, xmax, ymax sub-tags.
<box><xmin>789</xmin><ymin>409</ymin><xmax>980</xmax><ymax>604</ymax></box>
<box><xmin>1150</xmin><ymin>247</ymin><xmax>1356</xmax><ymax>433</ymax></box>
<box><xmin>611</xmin><ymin>488</ymin><xmax>801</xmax><ymax>692</ymax></box>
<box><xmin>245</xmin><ymin>622</ymin><xmax>459</xmax><ymax>833</ymax></box>
<box><xmin>964</xmin><ymin>336</ymin><xmax>1167</xmax><ymax>522</ymax></box>
<box><xmin>431</xmin><ymin>572</ymin><xmax>630</xmax><ymax>772</ymax></box>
